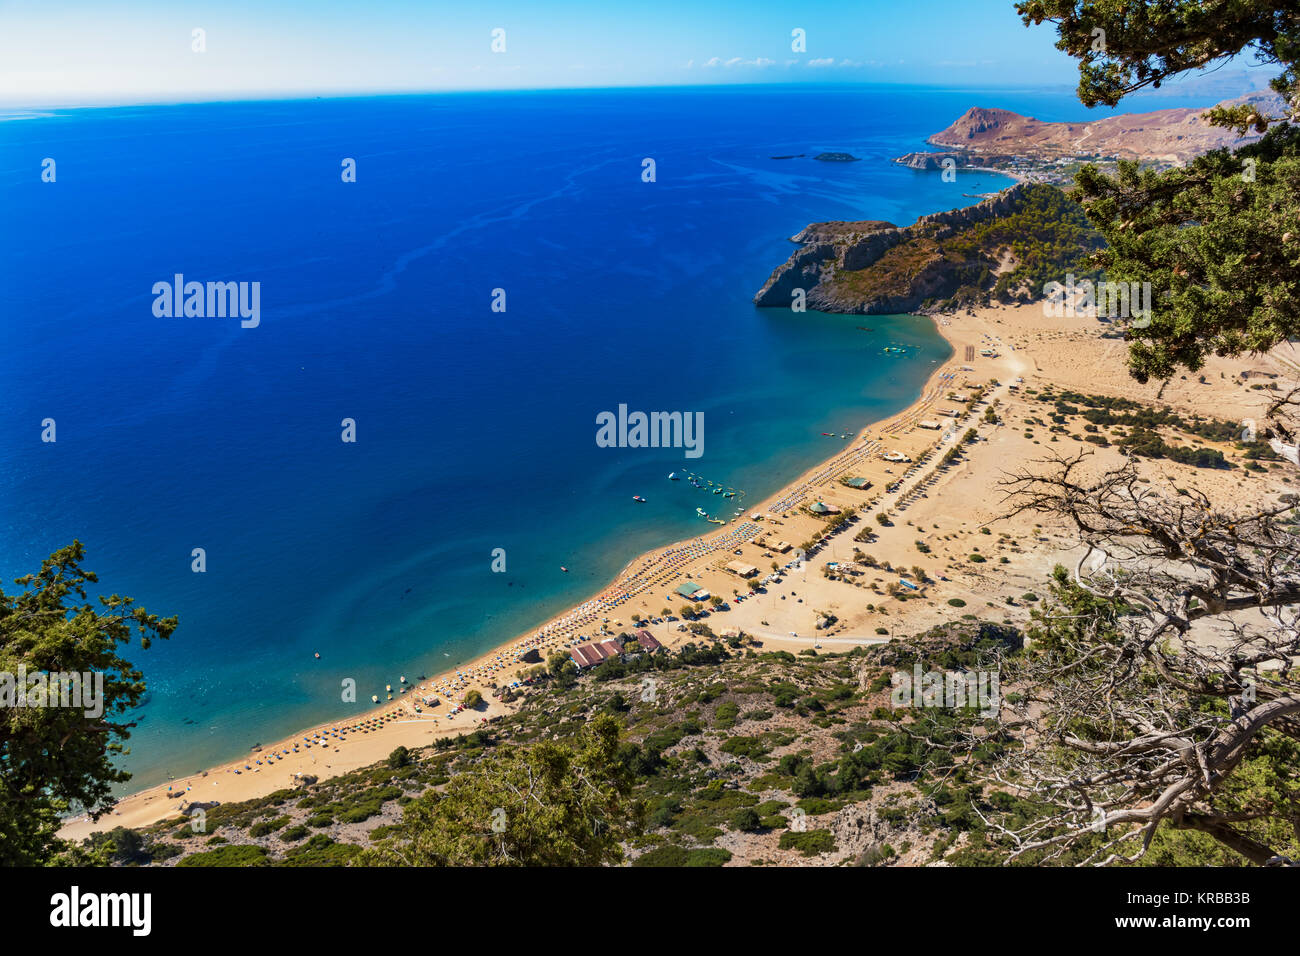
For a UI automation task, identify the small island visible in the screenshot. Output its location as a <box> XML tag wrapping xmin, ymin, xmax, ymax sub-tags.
<box><xmin>813</xmin><ymin>152</ymin><xmax>861</xmax><ymax>162</ymax></box>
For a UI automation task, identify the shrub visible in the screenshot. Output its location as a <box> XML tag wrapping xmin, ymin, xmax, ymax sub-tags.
<box><xmin>719</xmin><ymin>736</ymin><xmax>768</xmax><ymax>759</ymax></box>
<box><xmin>248</xmin><ymin>815</ymin><xmax>290</xmax><ymax>838</ymax></box>
<box><xmin>714</xmin><ymin>701</ymin><xmax>740</xmax><ymax>728</ymax></box>
<box><xmin>684</xmin><ymin>848</ymin><xmax>732</xmax><ymax>866</ymax></box>
<box><xmin>778</xmin><ymin>829</ymin><xmax>837</xmax><ymax>857</ymax></box>
<box><xmin>177</xmin><ymin>844</ymin><xmax>270</xmax><ymax>867</ymax></box>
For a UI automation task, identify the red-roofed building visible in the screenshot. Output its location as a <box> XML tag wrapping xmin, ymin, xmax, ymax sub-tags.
<box><xmin>634</xmin><ymin>629</ymin><xmax>663</xmax><ymax>653</ymax></box>
<box><xmin>570</xmin><ymin>638</ymin><xmax>627</xmax><ymax>669</ymax></box>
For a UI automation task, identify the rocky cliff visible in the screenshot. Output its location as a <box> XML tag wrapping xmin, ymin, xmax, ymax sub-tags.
<box><xmin>893</xmin><ymin>151</ymin><xmax>966</xmax><ymax>171</ymax></box>
<box><xmin>753</xmin><ymin>184</ymin><xmax>1032</xmax><ymax>314</ymax></box>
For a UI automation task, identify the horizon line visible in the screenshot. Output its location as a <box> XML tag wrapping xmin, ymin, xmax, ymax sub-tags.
<box><xmin>1</xmin><ymin>76</ymin><xmax>1231</xmax><ymax>115</ymax></box>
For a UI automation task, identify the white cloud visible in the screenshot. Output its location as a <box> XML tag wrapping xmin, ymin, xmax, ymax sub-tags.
<box><xmin>702</xmin><ymin>55</ymin><xmax>779</xmax><ymax>69</ymax></box>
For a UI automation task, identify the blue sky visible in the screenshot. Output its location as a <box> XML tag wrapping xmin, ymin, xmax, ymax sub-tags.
<box><xmin>0</xmin><ymin>0</ymin><xmax>1274</xmax><ymax>106</ymax></box>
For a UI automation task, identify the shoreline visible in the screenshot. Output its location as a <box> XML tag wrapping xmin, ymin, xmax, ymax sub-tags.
<box><xmin>63</xmin><ymin>293</ymin><xmax>1290</xmax><ymax>842</ymax></box>
<box><xmin>59</xmin><ymin>307</ymin><xmax>976</xmax><ymax>841</ymax></box>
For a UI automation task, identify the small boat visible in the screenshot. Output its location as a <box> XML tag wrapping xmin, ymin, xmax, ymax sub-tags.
<box><xmin>632</xmin><ymin>495</ymin><xmax>646</xmax><ymax>502</ymax></box>
<box><xmin>883</xmin><ymin>346</ymin><xmax>906</xmax><ymax>354</ymax></box>
<box><xmin>696</xmin><ymin>507</ymin><xmax>707</xmax><ymax>517</ymax></box>
<box><xmin>821</xmin><ymin>432</ymin><xmax>834</xmax><ymax>436</ymax></box>
<box><xmin>723</xmin><ymin>491</ymin><xmax>735</xmax><ymax>498</ymax></box>
<box><xmin>856</xmin><ymin>326</ymin><xmax>874</xmax><ymax>331</ymax></box>
<box><xmin>712</xmin><ymin>487</ymin><xmax>723</xmax><ymax>494</ymax></box>
<box><xmin>668</xmin><ymin>472</ymin><xmax>680</xmax><ymax>480</ymax></box>
<box><xmin>560</xmin><ymin>566</ymin><xmax>568</xmax><ymax>572</ymax></box>
<box><xmin>371</xmin><ymin>695</ymin><xmax>379</xmax><ymax>703</ymax></box>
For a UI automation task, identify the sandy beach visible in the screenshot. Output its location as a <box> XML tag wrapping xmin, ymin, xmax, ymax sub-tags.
<box><xmin>60</xmin><ymin>299</ymin><xmax>1294</xmax><ymax>842</ymax></box>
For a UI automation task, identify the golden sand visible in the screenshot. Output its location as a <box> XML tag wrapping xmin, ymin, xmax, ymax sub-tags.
<box><xmin>60</xmin><ymin>301</ymin><xmax>1293</xmax><ymax>841</ymax></box>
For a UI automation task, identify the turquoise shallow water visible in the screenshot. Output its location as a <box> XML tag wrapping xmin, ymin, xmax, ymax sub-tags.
<box><xmin>0</xmin><ymin>84</ymin><xmax>1072</xmax><ymax>792</ymax></box>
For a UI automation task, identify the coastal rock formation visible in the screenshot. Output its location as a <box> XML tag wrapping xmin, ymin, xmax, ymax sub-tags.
<box><xmin>753</xmin><ymin>184</ymin><xmax>1034</xmax><ymax>314</ymax></box>
<box><xmin>893</xmin><ymin>150</ymin><xmax>966</xmax><ymax>170</ymax></box>
<box><xmin>925</xmin><ymin>91</ymin><xmax>1282</xmax><ymax>163</ymax></box>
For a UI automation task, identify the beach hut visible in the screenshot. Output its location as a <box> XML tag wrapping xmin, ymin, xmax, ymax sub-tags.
<box><xmin>725</xmin><ymin>560</ymin><xmax>759</xmax><ymax>578</ymax></box>
<box><xmin>674</xmin><ymin>581</ymin><xmax>708</xmax><ymax>601</ymax></box>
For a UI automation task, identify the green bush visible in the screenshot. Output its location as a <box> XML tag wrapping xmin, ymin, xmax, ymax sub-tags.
<box><xmin>730</xmin><ymin>807</ymin><xmax>762</xmax><ymax>832</ymax></box>
<box><xmin>778</xmin><ymin>829</ymin><xmax>837</xmax><ymax>857</ymax></box>
<box><xmin>719</xmin><ymin>736</ymin><xmax>768</xmax><ymax>759</ymax></box>
<box><xmin>176</xmin><ymin>844</ymin><xmax>270</xmax><ymax>867</ymax></box>
<box><xmin>634</xmin><ymin>845</ymin><xmax>733</xmax><ymax>867</ymax></box>
<box><xmin>248</xmin><ymin>815</ymin><xmax>290</xmax><ymax>838</ymax></box>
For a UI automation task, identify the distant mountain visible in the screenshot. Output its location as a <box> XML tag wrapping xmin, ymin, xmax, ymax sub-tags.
<box><xmin>927</xmin><ymin>91</ymin><xmax>1284</xmax><ymax>163</ymax></box>
<box><xmin>1125</xmin><ymin>69</ymin><xmax>1277</xmax><ymax>102</ymax></box>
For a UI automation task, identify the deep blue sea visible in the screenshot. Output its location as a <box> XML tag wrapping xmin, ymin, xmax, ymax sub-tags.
<box><xmin>0</xmin><ymin>84</ymin><xmax>1214</xmax><ymax>792</ymax></box>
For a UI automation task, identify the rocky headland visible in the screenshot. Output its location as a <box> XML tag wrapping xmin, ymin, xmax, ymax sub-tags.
<box><xmin>752</xmin><ymin>183</ymin><xmax>1099</xmax><ymax>314</ymax></box>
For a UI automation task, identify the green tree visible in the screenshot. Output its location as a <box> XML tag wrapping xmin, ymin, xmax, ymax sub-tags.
<box><xmin>82</xmin><ymin>825</ymin><xmax>151</xmax><ymax>865</ymax></box>
<box><xmin>0</xmin><ymin>542</ymin><xmax>176</xmax><ymax>866</ymax></box>
<box><xmin>1017</xmin><ymin>0</ymin><xmax>1300</xmax><ymax>382</ymax></box>
<box><xmin>364</xmin><ymin>714</ymin><xmax>643</xmax><ymax>866</ymax></box>
<box><xmin>546</xmin><ymin>651</ymin><xmax>572</xmax><ymax>678</ymax></box>
<box><xmin>1017</xmin><ymin>0</ymin><xmax>1297</xmax><ymax>109</ymax></box>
